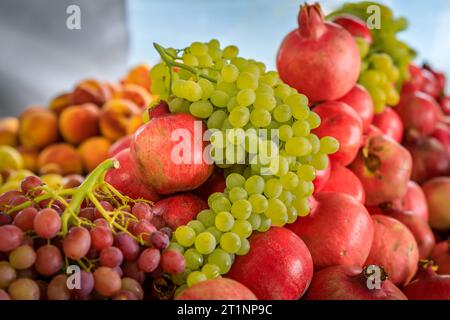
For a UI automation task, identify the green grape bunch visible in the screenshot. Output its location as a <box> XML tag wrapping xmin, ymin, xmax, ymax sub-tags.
<box><xmin>150</xmin><ymin>39</ymin><xmax>339</xmax><ymax>290</ymax></box>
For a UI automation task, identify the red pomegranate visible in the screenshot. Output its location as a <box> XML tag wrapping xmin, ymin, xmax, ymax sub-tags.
<box><xmin>277</xmin><ymin>3</ymin><xmax>360</xmax><ymax>102</ymax></box>
<box><xmin>422</xmin><ymin>177</ymin><xmax>450</xmax><ymax>230</ymax></box>
<box><xmin>431</xmin><ymin>122</ymin><xmax>450</xmax><ymax>158</ymax></box>
<box><xmin>365</xmin><ymin>215</ymin><xmax>419</xmax><ymax>286</ymax></box>
<box><xmin>431</xmin><ymin>239</ymin><xmax>450</xmax><ymax>275</ymax></box>
<box><xmin>337</xmin><ymin>84</ymin><xmax>374</xmax><ymax>133</ymax></box>
<box><xmin>350</xmin><ymin>134</ymin><xmax>412</xmax><ymax>206</ymax></box>
<box><xmin>287</xmin><ymin>192</ymin><xmax>373</xmax><ymax>270</ymax></box>
<box><xmin>312</xmin><ymin>101</ymin><xmax>363</xmax><ymax>166</ymax></box>
<box><xmin>372</xmin><ymin>107</ymin><xmax>404</xmax><ymax>143</ymax></box>
<box><xmin>440</xmin><ymin>96</ymin><xmax>450</xmax><ymax>115</ymax></box>
<box><xmin>305</xmin><ymin>265</ymin><xmax>407</xmax><ymax>300</ymax></box>
<box><xmin>332</xmin><ymin>15</ymin><xmax>372</xmax><ymax>44</ymax></box>
<box><xmin>131</xmin><ymin>113</ymin><xmax>213</xmax><ymax>195</ymax></box>
<box><xmin>108</xmin><ymin>135</ymin><xmax>132</xmax><ymax>158</ymax></box>
<box><xmin>392</xmin><ymin>180</ymin><xmax>429</xmax><ymax>222</ymax></box>
<box><xmin>312</xmin><ymin>156</ymin><xmax>331</xmax><ymax>195</ymax></box>
<box><xmin>320</xmin><ymin>163</ymin><xmax>365</xmax><ymax>204</ymax></box>
<box><xmin>148</xmin><ymin>100</ymin><xmax>170</xmax><ymax>119</ymax></box>
<box><xmin>402</xmin><ymin>63</ymin><xmax>424</xmax><ymax>94</ymax></box>
<box><xmin>403</xmin><ymin>261</ymin><xmax>450</xmax><ymax>300</ymax></box>
<box><xmin>227</xmin><ymin>227</ymin><xmax>313</xmax><ymax>300</ymax></box>
<box><xmin>420</xmin><ymin>68</ymin><xmax>441</xmax><ymax>99</ymax></box>
<box><xmin>176</xmin><ymin>278</ymin><xmax>257</xmax><ymax>300</ymax></box>
<box><xmin>192</xmin><ymin>167</ymin><xmax>226</xmax><ymax>202</ymax></box>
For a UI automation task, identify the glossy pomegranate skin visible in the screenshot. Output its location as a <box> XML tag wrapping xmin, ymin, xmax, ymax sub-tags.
<box><xmin>337</xmin><ymin>84</ymin><xmax>374</xmax><ymax>133</ymax></box>
<box><xmin>392</xmin><ymin>180</ymin><xmax>429</xmax><ymax>222</ymax></box>
<box><xmin>431</xmin><ymin>122</ymin><xmax>450</xmax><ymax>158</ymax></box>
<box><xmin>176</xmin><ymin>278</ymin><xmax>257</xmax><ymax>300</ymax></box>
<box><xmin>332</xmin><ymin>15</ymin><xmax>372</xmax><ymax>44</ymax></box>
<box><xmin>305</xmin><ymin>265</ymin><xmax>407</xmax><ymax>300</ymax></box>
<box><xmin>403</xmin><ymin>264</ymin><xmax>450</xmax><ymax>300</ymax></box>
<box><xmin>320</xmin><ymin>163</ymin><xmax>365</xmax><ymax>204</ymax></box>
<box><xmin>372</xmin><ymin>108</ymin><xmax>404</xmax><ymax>143</ymax></box>
<box><xmin>402</xmin><ymin>64</ymin><xmax>424</xmax><ymax>94</ymax></box>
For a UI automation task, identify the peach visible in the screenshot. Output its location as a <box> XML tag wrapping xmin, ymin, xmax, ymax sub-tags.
<box><xmin>59</xmin><ymin>103</ymin><xmax>100</xmax><ymax>145</ymax></box>
<box><xmin>113</xmin><ymin>84</ymin><xmax>152</xmax><ymax>109</ymax></box>
<box><xmin>122</xmin><ymin>64</ymin><xmax>152</xmax><ymax>91</ymax></box>
<box><xmin>48</xmin><ymin>93</ymin><xmax>73</xmax><ymax>115</ymax></box>
<box><xmin>0</xmin><ymin>117</ymin><xmax>19</xmax><ymax>146</ymax></box>
<box><xmin>38</xmin><ymin>143</ymin><xmax>83</xmax><ymax>175</ymax></box>
<box><xmin>16</xmin><ymin>146</ymin><xmax>39</xmax><ymax>172</ymax></box>
<box><xmin>19</xmin><ymin>107</ymin><xmax>59</xmax><ymax>149</ymax></box>
<box><xmin>99</xmin><ymin>99</ymin><xmax>140</xmax><ymax>141</ymax></box>
<box><xmin>72</xmin><ymin>79</ymin><xmax>112</xmax><ymax>106</ymax></box>
<box><xmin>78</xmin><ymin>137</ymin><xmax>111</xmax><ymax>172</ymax></box>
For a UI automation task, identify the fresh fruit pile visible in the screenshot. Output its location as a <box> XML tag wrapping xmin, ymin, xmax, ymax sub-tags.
<box><xmin>1</xmin><ymin>1</ymin><xmax>450</xmax><ymax>301</ymax></box>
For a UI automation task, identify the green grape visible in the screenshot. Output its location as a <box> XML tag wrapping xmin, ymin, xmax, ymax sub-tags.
<box><xmin>226</xmin><ymin>128</ymin><xmax>245</xmax><ymax>145</ymax></box>
<box><xmin>167</xmin><ymin>242</ymin><xmax>185</xmax><ymax>253</ymax></box>
<box><xmin>228</xmin><ymin>187</ymin><xmax>248</xmax><ymax>203</ymax></box>
<box><xmin>385</xmin><ymin>86</ymin><xmax>400</xmax><ymax>106</ymax></box>
<box><xmin>221</xmin><ymin>64</ymin><xmax>239</xmax><ymax>83</ymax></box>
<box><xmin>273</xmin><ymin>104</ymin><xmax>292</xmax><ymax>123</ymax></box>
<box><xmin>229</xmin><ymin>106</ymin><xmax>250</xmax><ymax>128</ymax></box>
<box><xmin>236</xmin><ymin>89</ymin><xmax>256</xmax><ymax>107</ymax></box>
<box><xmin>178</xmin><ymin>68</ymin><xmax>192</xmax><ymax>80</ymax></box>
<box><xmin>236</xmin><ymin>238</ymin><xmax>250</xmax><ymax>256</ymax></box>
<box><xmin>209</xmin><ymin>48</ymin><xmax>223</xmax><ymax>61</ymax></box>
<box><xmin>225</xmin><ymin>144</ymin><xmax>246</xmax><ymax>164</ymax></box>
<box><xmin>201</xmin><ymin>264</ymin><xmax>221</xmax><ymax>279</ymax></box>
<box><xmin>295</xmin><ymin>180</ymin><xmax>315</xmax><ymax>198</ymax></box>
<box><xmin>257</xmin><ymin>216</ymin><xmax>271</xmax><ymax>232</ymax></box>
<box><xmin>210</xmin><ymin>131</ymin><xmax>226</xmax><ymax>149</ymax></box>
<box><xmin>250</xmin><ymin>109</ymin><xmax>271</xmax><ymax>128</ymax></box>
<box><xmin>175</xmin><ymin>226</ymin><xmax>196</xmax><ymax>247</ymax></box>
<box><xmin>151</xmin><ymin>80</ymin><xmax>167</xmax><ymax>96</ymax></box>
<box><xmin>231</xmin><ymin>220</ymin><xmax>252</xmax><ymax>239</ymax></box>
<box><xmin>292</xmin><ymin>197</ymin><xmax>310</xmax><ymax>217</ymax></box>
<box><xmin>247</xmin><ymin>213</ymin><xmax>261</xmax><ymax>230</ymax></box>
<box><xmin>198</xmin><ymin>78</ymin><xmax>214</xmax><ymax>100</ymax></box>
<box><xmin>253</xmin><ymin>93</ymin><xmax>276</xmax><ymax>111</ymax></box>
<box><xmin>264</xmin><ymin>198</ymin><xmax>287</xmax><ymax>222</ymax></box>
<box><xmin>231</xmin><ymin>199</ymin><xmax>252</xmax><ymax>220</ymax></box>
<box><xmin>274</xmin><ymin>83</ymin><xmax>291</xmax><ymax>101</ymax></box>
<box><xmin>269</xmin><ymin>156</ymin><xmax>289</xmax><ymax>177</ymax></box>
<box><xmin>306</xmin><ymin>134</ymin><xmax>321</xmax><ymax>154</ymax></box>
<box><xmin>263</xmin><ymin>178</ymin><xmax>283</xmax><ymax>199</ymax></box>
<box><xmin>206</xmin><ymin>226</ymin><xmax>222</xmax><ymax>243</ymax></box>
<box><xmin>231</xmin><ymin>57</ymin><xmax>249</xmax><ymax>71</ymax></box>
<box><xmin>260</xmin><ymin>71</ymin><xmax>280</xmax><ymax>87</ymax></box>
<box><xmin>189</xmin><ymin>100</ymin><xmax>213</xmax><ymax>119</ymax></box>
<box><xmin>255</xmin><ymin>61</ymin><xmax>266</xmax><ymax>74</ymax></box>
<box><xmin>150</xmin><ymin>63</ymin><xmax>167</xmax><ymax>80</ymax></box>
<box><xmin>197</xmin><ymin>209</ymin><xmax>216</xmax><ymax>228</ymax></box>
<box><xmin>211</xmin><ymin>196</ymin><xmax>231</xmax><ymax>213</ymax></box>
<box><xmin>184</xmin><ymin>248</ymin><xmax>204</xmax><ymax>270</ymax></box>
<box><xmin>190</xmin><ymin>42</ymin><xmax>208</xmax><ymax>56</ymax></box>
<box><xmin>208</xmin><ymin>248</ymin><xmax>232</xmax><ymax>274</ymax></box>
<box><xmin>242</xmin><ymin>63</ymin><xmax>261</xmax><ymax>77</ymax></box>
<box><xmin>279</xmin><ymin>124</ymin><xmax>294</xmax><ymax>142</ymax></box>
<box><xmin>223</xmin><ymin>45</ymin><xmax>239</xmax><ymax>60</ymax></box>
<box><xmin>245</xmin><ymin>175</ymin><xmax>265</xmax><ymax>195</ymax></box>
<box><xmin>386</xmin><ymin>66</ymin><xmax>400</xmax><ymax>82</ymax></box>
<box><xmin>297</xmin><ymin>164</ymin><xmax>316</xmax><ymax>181</ymax></box>
<box><xmin>172</xmin><ymin>79</ymin><xmax>186</xmax><ymax>97</ymax></box>
<box><xmin>319</xmin><ymin>136</ymin><xmax>340</xmax><ymax>154</ymax></box>
<box><xmin>215</xmin><ymin>211</ymin><xmax>234</xmax><ymax>232</ymax></box>
<box><xmin>182</xmin><ymin>80</ymin><xmax>202</xmax><ymax>102</ymax></box>
<box><xmin>182</xmin><ymin>53</ymin><xmax>199</xmax><ymax>67</ymax></box>
<box><xmin>255</xmin><ymin>83</ymin><xmax>274</xmax><ymax>96</ymax></box>
<box><xmin>220</xmin><ymin>232</ymin><xmax>241</xmax><ymax>253</ymax></box>
<box><xmin>207</xmin><ymin>110</ymin><xmax>228</xmax><ymax>129</ymax></box>
<box><xmin>236</xmin><ymin>72</ymin><xmax>258</xmax><ymax>90</ymax></box>
<box><xmin>225</xmin><ymin>173</ymin><xmax>245</xmax><ymax>189</ymax></box>
<box><xmin>287</xmin><ymin>206</ymin><xmax>298</xmax><ymax>224</ymax></box>
<box><xmin>278</xmin><ymin>190</ymin><xmax>294</xmax><ymax>207</ymax></box>
<box><xmin>292</xmin><ymin>120</ymin><xmax>311</xmax><ymax>137</ymax></box>
<box><xmin>210</xmin><ymin>90</ymin><xmax>229</xmax><ymax>107</ymax></box>
<box><xmin>370</xmin><ymin>53</ymin><xmax>393</xmax><ymax>72</ymax></box>
<box><xmin>258</xmin><ymin>139</ymin><xmax>279</xmax><ymax>163</ymax></box>
<box><xmin>285</xmin><ymin>137</ymin><xmax>312</xmax><ymax>157</ymax></box>
<box><xmin>187</xmin><ymin>271</ymin><xmax>207</xmax><ymax>287</ymax></box>
<box><xmin>226</xmin><ymin>96</ymin><xmax>238</xmax><ymax>112</ymax></box>
<box><xmin>187</xmin><ymin>220</ymin><xmax>206</xmax><ymax>235</ymax></box>
<box><xmin>194</xmin><ymin>232</ymin><xmax>217</xmax><ymax>255</ymax></box>
<box><xmin>359</xmin><ymin>70</ymin><xmax>381</xmax><ymax>88</ymax></box>
<box><xmin>172</xmin><ymin>267</ymin><xmax>191</xmax><ymax>285</ymax></box>
<box><xmin>306</xmin><ymin>112</ymin><xmax>321</xmax><ymax>129</ymax></box>
<box><xmin>248</xmin><ymin>194</ymin><xmax>268</xmax><ymax>214</ymax></box>
<box><xmin>280</xmin><ymin>172</ymin><xmax>299</xmax><ymax>191</ymax></box>
<box><xmin>208</xmin><ymin>38</ymin><xmax>220</xmax><ymax>49</ymax></box>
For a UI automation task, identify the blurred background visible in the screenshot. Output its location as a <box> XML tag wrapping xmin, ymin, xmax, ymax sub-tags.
<box><xmin>1</xmin><ymin>0</ymin><xmax>449</xmax><ymax>116</ymax></box>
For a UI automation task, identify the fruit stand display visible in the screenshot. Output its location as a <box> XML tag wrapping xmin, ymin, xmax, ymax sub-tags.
<box><xmin>0</xmin><ymin>1</ymin><xmax>449</xmax><ymax>301</ymax></box>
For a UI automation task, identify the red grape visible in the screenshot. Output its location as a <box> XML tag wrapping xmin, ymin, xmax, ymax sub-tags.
<box><xmin>0</xmin><ymin>289</ymin><xmax>10</xmax><ymax>300</ymax></box>
<box><xmin>114</xmin><ymin>232</ymin><xmax>140</xmax><ymax>262</ymax></box>
<box><xmin>94</xmin><ymin>201</ymin><xmax>114</xmax><ymax>220</ymax></box>
<box><xmin>33</xmin><ymin>208</ymin><xmax>61</xmax><ymax>239</ymax></box>
<box><xmin>9</xmin><ymin>195</ymin><xmax>28</xmax><ymax>207</ymax></box>
<box><xmin>47</xmin><ymin>274</ymin><xmax>71</xmax><ymax>300</ymax></box>
<box><xmin>16</xmin><ymin>268</ymin><xmax>37</xmax><ymax>279</ymax></box>
<box><xmin>71</xmin><ymin>270</ymin><xmax>94</xmax><ymax>299</ymax></box>
<box><xmin>122</xmin><ymin>262</ymin><xmax>145</xmax><ymax>284</ymax></box>
<box><xmin>150</xmin><ymin>231</ymin><xmax>169</xmax><ymax>250</ymax></box>
<box><xmin>160</xmin><ymin>250</ymin><xmax>185</xmax><ymax>275</ymax></box>
<box><xmin>99</xmin><ymin>247</ymin><xmax>123</xmax><ymax>268</ymax></box>
<box><xmin>35</xmin><ymin>245</ymin><xmax>63</xmax><ymax>277</ymax></box>
<box><xmin>113</xmin><ymin>266</ymin><xmax>124</xmax><ymax>277</ymax></box>
<box><xmin>9</xmin><ymin>245</ymin><xmax>36</xmax><ymax>270</ymax></box>
<box><xmin>132</xmin><ymin>220</ymin><xmax>157</xmax><ymax>245</ymax></box>
<box><xmin>62</xmin><ymin>174</ymin><xmax>84</xmax><ymax>188</ymax></box>
<box><xmin>132</xmin><ymin>202</ymin><xmax>153</xmax><ymax>221</ymax></box>
<box><xmin>137</xmin><ymin>248</ymin><xmax>160</xmax><ymax>273</ymax></box>
<box><xmin>113</xmin><ymin>291</ymin><xmax>138</xmax><ymax>300</ymax></box>
<box><xmin>78</xmin><ymin>207</ymin><xmax>95</xmax><ymax>221</ymax></box>
<box><xmin>90</xmin><ymin>226</ymin><xmax>113</xmax><ymax>251</ymax></box>
<box><xmin>93</xmin><ymin>267</ymin><xmax>121</xmax><ymax>297</ymax></box>
<box><xmin>0</xmin><ymin>224</ymin><xmax>23</xmax><ymax>252</ymax></box>
<box><xmin>0</xmin><ymin>213</ymin><xmax>12</xmax><ymax>226</ymax></box>
<box><xmin>20</xmin><ymin>176</ymin><xmax>43</xmax><ymax>196</ymax></box>
<box><xmin>8</xmin><ymin>278</ymin><xmax>40</xmax><ymax>300</ymax></box>
<box><xmin>93</xmin><ymin>218</ymin><xmax>109</xmax><ymax>228</ymax></box>
<box><xmin>0</xmin><ymin>261</ymin><xmax>17</xmax><ymax>289</ymax></box>
<box><xmin>120</xmin><ymin>277</ymin><xmax>144</xmax><ymax>300</ymax></box>
<box><xmin>0</xmin><ymin>190</ymin><xmax>22</xmax><ymax>211</ymax></box>
<box><xmin>159</xmin><ymin>227</ymin><xmax>172</xmax><ymax>238</ymax></box>
<box><xmin>63</xmin><ymin>227</ymin><xmax>91</xmax><ymax>260</ymax></box>
<box><xmin>13</xmin><ymin>207</ymin><xmax>38</xmax><ymax>231</ymax></box>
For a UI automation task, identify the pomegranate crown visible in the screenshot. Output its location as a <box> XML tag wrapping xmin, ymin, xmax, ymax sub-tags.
<box><xmin>298</xmin><ymin>2</ymin><xmax>326</xmax><ymax>39</ymax></box>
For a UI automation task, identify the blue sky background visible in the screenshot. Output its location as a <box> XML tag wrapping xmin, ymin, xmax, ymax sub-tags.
<box><xmin>126</xmin><ymin>0</ymin><xmax>450</xmax><ymax>82</ymax></box>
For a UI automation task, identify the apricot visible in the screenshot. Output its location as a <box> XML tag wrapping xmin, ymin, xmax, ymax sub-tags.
<box><xmin>16</xmin><ymin>147</ymin><xmax>39</xmax><ymax>172</ymax></box>
<box><xmin>48</xmin><ymin>93</ymin><xmax>73</xmax><ymax>115</ymax></box>
<box><xmin>122</xmin><ymin>64</ymin><xmax>152</xmax><ymax>91</ymax></box>
<box><xmin>38</xmin><ymin>143</ymin><xmax>83</xmax><ymax>175</ymax></box>
<box><xmin>72</xmin><ymin>79</ymin><xmax>112</xmax><ymax>106</ymax></box>
<box><xmin>18</xmin><ymin>107</ymin><xmax>59</xmax><ymax>149</ymax></box>
<box><xmin>78</xmin><ymin>137</ymin><xmax>111</xmax><ymax>172</ymax></box>
<box><xmin>0</xmin><ymin>117</ymin><xmax>19</xmax><ymax>146</ymax></box>
<box><xmin>99</xmin><ymin>99</ymin><xmax>140</xmax><ymax>141</ymax></box>
<box><xmin>113</xmin><ymin>84</ymin><xmax>153</xmax><ymax>109</ymax></box>
<box><xmin>59</xmin><ymin>103</ymin><xmax>99</xmax><ymax>145</ymax></box>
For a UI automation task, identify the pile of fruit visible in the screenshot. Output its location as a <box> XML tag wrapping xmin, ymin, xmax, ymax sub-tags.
<box><xmin>0</xmin><ymin>1</ymin><xmax>449</xmax><ymax>300</ymax></box>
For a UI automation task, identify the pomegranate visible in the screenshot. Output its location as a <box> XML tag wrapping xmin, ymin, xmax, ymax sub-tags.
<box><xmin>431</xmin><ymin>239</ymin><xmax>450</xmax><ymax>275</ymax></box>
<box><xmin>372</xmin><ymin>108</ymin><xmax>403</xmax><ymax>143</ymax></box>
<box><xmin>365</xmin><ymin>215</ymin><xmax>419</xmax><ymax>286</ymax></box>
<box><xmin>396</xmin><ymin>91</ymin><xmax>440</xmax><ymax>136</ymax></box>
<box><xmin>422</xmin><ymin>177</ymin><xmax>450</xmax><ymax>230</ymax></box>
<box><xmin>431</xmin><ymin>122</ymin><xmax>450</xmax><ymax>157</ymax></box>
<box><xmin>312</xmin><ymin>156</ymin><xmax>331</xmax><ymax>195</ymax></box>
<box><xmin>392</xmin><ymin>181</ymin><xmax>429</xmax><ymax>222</ymax></box>
<box><xmin>287</xmin><ymin>192</ymin><xmax>373</xmax><ymax>270</ymax></box>
<box><xmin>148</xmin><ymin>100</ymin><xmax>170</xmax><ymax>119</ymax></box>
<box><xmin>405</xmin><ymin>134</ymin><xmax>449</xmax><ymax>184</ymax></box>
<box><xmin>176</xmin><ymin>278</ymin><xmax>257</xmax><ymax>300</ymax></box>
<box><xmin>305</xmin><ymin>265</ymin><xmax>407</xmax><ymax>300</ymax></box>
<box><xmin>402</xmin><ymin>64</ymin><xmax>424</xmax><ymax>94</ymax></box>
<box><xmin>440</xmin><ymin>96</ymin><xmax>450</xmax><ymax>115</ymax></box>
<box><xmin>131</xmin><ymin>113</ymin><xmax>213</xmax><ymax>195</ymax></box>
<box><xmin>276</xmin><ymin>3</ymin><xmax>360</xmax><ymax>102</ymax></box>
<box><xmin>228</xmin><ymin>228</ymin><xmax>313</xmax><ymax>300</ymax></box>
<box><xmin>337</xmin><ymin>84</ymin><xmax>374</xmax><ymax>133</ymax></box>
<box><xmin>332</xmin><ymin>15</ymin><xmax>372</xmax><ymax>44</ymax></box>
<box><xmin>403</xmin><ymin>261</ymin><xmax>450</xmax><ymax>300</ymax></box>
<box><xmin>350</xmin><ymin>134</ymin><xmax>412</xmax><ymax>206</ymax></box>
<box><xmin>312</xmin><ymin>101</ymin><xmax>363</xmax><ymax>166</ymax></box>
<box><xmin>151</xmin><ymin>193</ymin><xmax>208</xmax><ymax>230</ymax></box>
<box><xmin>423</xmin><ymin>64</ymin><xmax>446</xmax><ymax>96</ymax></box>
<box><xmin>420</xmin><ymin>68</ymin><xmax>440</xmax><ymax>99</ymax></box>
<box><xmin>192</xmin><ymin>167</ymin><xmax>226</xmax><ymax>202</ymax></box>
<box><xmin>320</xmin><ymin>163</ymin><xmax>365</xmax><ymax>204</ymax></box>
<box><xmin>108</xmin><ymin>135</ymin><xmax>132</xmax><ymax>158</ymax></box>
<box><xmin>105</xmin><ymin>149</ymin><xmax>160</xmax><ymax>202</ymax></box>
